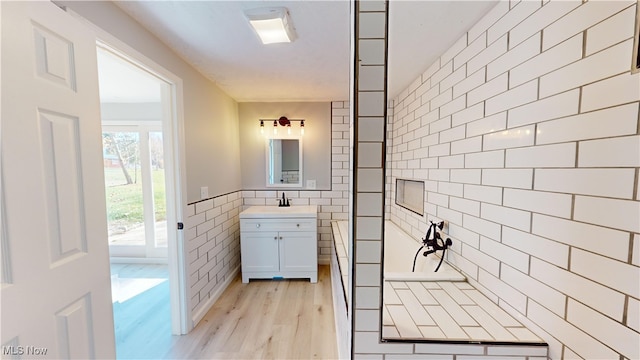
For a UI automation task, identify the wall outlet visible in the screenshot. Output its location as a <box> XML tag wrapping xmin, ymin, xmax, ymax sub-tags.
<box><xmin>306</xmin><ymin>180</ymin><xmax>316</xmax><ymax>189</ymax></box>
<box><xmin>200</xmin><ymin>186</ymin><xmax>209</xmax><ymax>199</ymax></box>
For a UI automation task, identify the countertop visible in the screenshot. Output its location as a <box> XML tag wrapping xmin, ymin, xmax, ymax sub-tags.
<box><xmin>239</xmin><ymin>205</ymin><xmax>318</xmax><ymax>218</ymax></box>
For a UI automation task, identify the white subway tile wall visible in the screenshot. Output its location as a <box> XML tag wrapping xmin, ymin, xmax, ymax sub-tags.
<box><xmin>185</xmin><ymin>191</ymin><xmax>242</xmax><ymax>324</ymax></box>
<box><xmin>381</xmin><ymin>0</ymin><xmax>639</xmax><ymax>358</ymax></box>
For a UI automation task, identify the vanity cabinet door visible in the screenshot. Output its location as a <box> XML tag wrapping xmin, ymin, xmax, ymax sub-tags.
<box><xmin>240</xmin><ymin>231</ymin><xmax>279</xmax><ymax>273</ymax></box>
<box><xmin>279</xmin><ymin>231</ymin><xmax>317</xmax><ymax>274</ymax></box>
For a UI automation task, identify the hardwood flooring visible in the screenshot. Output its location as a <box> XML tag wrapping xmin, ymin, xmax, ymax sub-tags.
<box><xmin>110</xmin><ymin>264</ymin><xmax>173</xmax><ymax>359</ymax></box>
<box><xmin>164</xmin><ymin>265</ymin><xmax>338</xmax><ymax>359</ymax></box>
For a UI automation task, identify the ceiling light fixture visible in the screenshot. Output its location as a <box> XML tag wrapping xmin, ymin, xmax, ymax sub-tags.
<box><xmin>245</xmin><ymin>7</ymin><xmax>296</xmax><ymax>45</ymax></box>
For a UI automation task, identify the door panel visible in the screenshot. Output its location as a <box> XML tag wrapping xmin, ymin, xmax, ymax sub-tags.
<box><xmin>39</xmin><ymin>110</ymin><xmax>88</xmax><ymax>264</ymax></box>
<box><xmin>1</xmin><ymin>2</ymin><xmax>116</xmax><ymax>358</ymax></box>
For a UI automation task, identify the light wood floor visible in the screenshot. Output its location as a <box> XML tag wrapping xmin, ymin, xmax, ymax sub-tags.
<box><xmin>163</xmin><ymin>265</ymin><xmax>338</xmax><ymax>359</ymax></box>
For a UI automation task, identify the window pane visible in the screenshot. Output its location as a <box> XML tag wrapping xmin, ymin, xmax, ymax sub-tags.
<box><xmin>103</xmin><ymin>131</ymin><xmax>145</xmax><ymax>246</ymax></box>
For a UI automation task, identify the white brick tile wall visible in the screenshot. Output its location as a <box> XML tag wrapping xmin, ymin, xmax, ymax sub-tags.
<box><xmin>453</xmin><ymin>33</ymin><xmax>487</xmax><ymax>69</ymax></box>
<box><xmin>440</xmin><ymin>67</ymin><xmax>467</xmax><ymax>92</ymax></box>
<box><xmin>186</xmin><ymin>191</ymin><xmax>241</xmax><ymax>322</ymax></box>
<box><xmin>466</xmin><ymin>112</ymin><xmax>507</xmax><ymax>138</ymax></box>
<box><xmin>450</xmin><ymin>169</ymin><xmax>481</xmax><ymax>185</ymax></box>
<box><xmin>468</xmin><ymin>0</ymin><xmax>509</xmax><ymax>42</ymax></box>
<box><xmin>486</xmin><ymin>0</ymin><xmax>540</xmax><ymax>44</ymax></box>
<box><xmin>539</xmin><ymin>39</ymin><xmax>634</xmax><ymax>97</ymax></box>
<box><xmin>505</xmin><ymin>143</ymin><xmax>576</xmax><ymax>168</ymax></box>
<box><xmin>585</xmin><ymin>4</ymin><xmax>636</xmax><ymax>56</ymax></box>
<box><xmin>467</xmin><ymin>34</ymin><xmax>507</xmax><ymax>75</ymax></box>
<box><xmin>453</xmin><ymin>68</ymin><xmax>486</xmax><ymax>100</ymax></box>
<box><xmin>462</xmin><ymin>244</ymin><xmax>500</xmax><ymax>276</ymax></box>
<box><xmin>501</xmin><ymin>264</ymin><xmax>566</xmax><ymax>317</ymax></box>
<box><xmin>510</xmin><ymin>34</ymin><xmax>582</xmax><ymax>89</ymax></box>
<box><xmin>451</xmin><ymin>136</ymin><xmax>482</xmax><ymax>155</ymax></box>
<box><xmin>634</xmin><ymin>234</ymin><xmax>640</xmax><ymax>267</ymax></box>
<box><xmin>507</xmin><ymin>89</ymin><xmax>579</xmax><ymax>128</ymax></box>
<box><xmin>527</xmin><ymin>300</ymin><xmax>619</xmax><ymax>360</ymax></box>
<box><xmin>463</xmin><ymin>184</ymin><xmax>503</xmax><ymax>205</ymax></box>
<box><xmin>577</xmin><ymin>135</ymin><xmax>640</xmax><ymax>168</ymax></box>
<box><xmin>628</xmin><ymin>297</ymin><xmax>640</xmax><ymax>333</ymax></box>
<box><xmin>487</xmin><ymin>32</ymin><xmax>540</xmax><ymax>80</ymax></box>
<box><xmin>503</xmin><ymin>188</ymin><xmax>572</xmax><ymax>218</ymax></box>
<box><xmin>571</xmin><ymin>248</ymin><xmax>639</xmax><ymax>298</ymax></box>
<box><xmin>508</xmin><ymin>0</ymin><xmax>581</xmax><ymax>49</ymax></box>
<box><xmin>534</xmin><ymin>168</ymin><xmax>636</xmax><ymax>199</ymax></box>
<box><xmin>381</xmin><ymin>0</ymin><xmax>638</xmax><ymax>357</ymax></box>
<box><xmin>451</xmin><ymin>102</ymin><xmax>485</xmax><ymax>127</ymax></box>
<box><xmin>530</xmin><ymin>258</ymin><xmax>625</xmax><ymax>320</ymax></box>
<box><xmin>468</xmin><ymin>73</ymin><xmax>508</xmax><ymax>106</ymax></box>
<box><xmin>486</xmin><ymin>80</ymin><xmax>538</xmax><ymax>115</ymax></box>
<box><xmin>482</xmin><ymin>168</ymin><xmax>532</xmax><ymax>189</ymax></box>
<box><xmin>581</xmin><ymin>72</ymin><xmax>640</xmax><ymax>112</ymax></box>
<box><xmin>536</xmin><ymin>103</ymin><xmax>638</xmax><ymax>145</ymax></box>
<box><xmin>567</xmin><ymin>299</ymin><xmax>640</xmax><ymax>359</ymax></box>
<box><xmin>502</xmin><ymin>227</ymin><xmax>568</xmax><ymax>268</ymax></box>
<box><xmin>479</xmin><ymin>237</ymin><xmax>529</xmax><ymax>273</ymax></box>
<box><xmin>573</xmin><ymin>196</ymin><xmax>640</xmax><ymax>233</ymax></box>
<box><xmin>532</xmin><ymin>214</ymin><xmax>631</xmax><ymax>262</ymax></box>
<box><xmin>477</xmin><ymin>269</ymin><xmax>527</xmax><ymax>314</ymax></box>
<box><xmin>483</xmin><ymin>125</ymin><xmax>535</xmax><ymax>151</ymax></box>
<box><xmin>462</xmin><ymin>214</ymin><xmax>501</xmax><ymax>240</ymax></box>
<box><xmin>441</xmin><ymin>34</ymin><xmax>468</xmax><ymax>66</ymax></box>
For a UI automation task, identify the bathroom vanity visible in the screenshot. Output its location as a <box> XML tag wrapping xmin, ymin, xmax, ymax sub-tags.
<box><xmin>239</xmin><ymin>205</ymin><xmax>317</xmax><ymax>283</ymax></box>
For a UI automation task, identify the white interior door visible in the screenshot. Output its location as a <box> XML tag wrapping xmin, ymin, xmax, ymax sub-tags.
<box><xmin>1</xmin><ymin>2</ymin><xmax>116</xmax><ymax>358</ymax></box>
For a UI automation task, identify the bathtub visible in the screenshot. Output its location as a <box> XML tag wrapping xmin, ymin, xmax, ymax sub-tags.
<box><xmin>383</xmin><ymin>221</ymin><xmax>466</xmax><ymax>282</ymax></box>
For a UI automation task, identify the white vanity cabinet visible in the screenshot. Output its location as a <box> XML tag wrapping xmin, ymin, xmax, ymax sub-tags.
<box><xmin>239</xmin><ymin>205</ymin><xmax>317</xmax><ymax>283</ymax></box>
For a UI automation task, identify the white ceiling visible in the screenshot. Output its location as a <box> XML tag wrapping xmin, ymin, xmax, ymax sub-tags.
<box><xmin>114</xmin><ymin>0</ymin><xmax>497</xmax><ymax>103</ymax></box>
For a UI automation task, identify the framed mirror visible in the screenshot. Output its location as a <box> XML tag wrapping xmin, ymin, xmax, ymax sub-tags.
<box><xmin>266</xmin><ymin>137</ymin><xmax>303</xmax><ymax>187</ymax></box>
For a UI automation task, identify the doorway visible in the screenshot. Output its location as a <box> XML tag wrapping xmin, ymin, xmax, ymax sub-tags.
<box><xmin>96</xmin><ymin>44</ymin><xmax>180</xmax><ymax>356</ymax></box>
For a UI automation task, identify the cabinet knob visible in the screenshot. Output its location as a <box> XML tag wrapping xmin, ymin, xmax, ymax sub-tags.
<box><xmin>256</xmin><ymin>223</ymin><xmax>260</xmax><ymax>228</ymax></box>
<box><xmin>296</xmin><ymin>224</ymin><xmax>300</xmax><ymax>227</ymax></box>
<box><xmin>279</xmin><ymin>236</ymin><xmax>283</xmax><ymax>240</ymax></box>
<box><xmin>274</xmin><ymin>236</ymin><xmax>277</xmax><ymax>240</ymax></box>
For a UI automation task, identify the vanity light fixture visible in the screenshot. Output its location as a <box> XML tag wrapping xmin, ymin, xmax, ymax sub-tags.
<box><xmin>258</xmin><ymin>117</ymin><xmax>306</xmax><ymax>136</ymax></box>
<box><xmin>245</xmin><ymin>7</ymin><xmax>296</xmax><ymax>45</ymax></box>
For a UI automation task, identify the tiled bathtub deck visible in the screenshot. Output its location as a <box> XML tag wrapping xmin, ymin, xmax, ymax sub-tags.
<box><xmin>383</xmin><ymin>280</ymin><xmax>545</xmax><ymax>344</ymax></box>
<box><xmin>331</xmin><ymin>220</ymin><xmax>547</xmax><ymax>352</ymax></box>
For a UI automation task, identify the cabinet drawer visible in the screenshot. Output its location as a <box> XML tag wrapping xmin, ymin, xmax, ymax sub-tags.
<box><xmin>240</xmin><ymin>218</ymin><xmax>316</xmax><ymax>232</ymax></box>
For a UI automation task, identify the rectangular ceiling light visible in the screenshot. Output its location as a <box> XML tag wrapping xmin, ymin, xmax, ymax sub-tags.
<box><xmin>245</xmin><ymin>7</ymin><xmax>296</xmax><ymax>45</ymax></box>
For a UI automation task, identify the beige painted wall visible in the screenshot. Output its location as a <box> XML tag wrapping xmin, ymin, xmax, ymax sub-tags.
<box><xmin>238</xmin><ymin>102</ymin><xmax>331</xmax><ymax>190</ymax></box>
<box><xmin>61</xmin><ymin>1</ymin><xmax>242</xmax><ymax>203</ymax></box>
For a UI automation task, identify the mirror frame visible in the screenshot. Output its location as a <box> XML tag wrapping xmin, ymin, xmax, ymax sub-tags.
<box><xmin>265</xmin><ymin>135</ymin><xmax>303</xmax><ymax>188</ymax></box>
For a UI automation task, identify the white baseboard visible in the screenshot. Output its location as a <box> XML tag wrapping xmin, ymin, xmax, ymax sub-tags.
<box><xmin>191</xmin><ymin>265</ymin><xmax>240</xmax><ymax>328</ymax></box>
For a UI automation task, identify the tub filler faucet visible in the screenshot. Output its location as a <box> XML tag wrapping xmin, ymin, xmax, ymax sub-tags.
<box><xmin>412</xmin><ymin>220</ymin><xmax>452</xmax><ymax>273</ymax></box>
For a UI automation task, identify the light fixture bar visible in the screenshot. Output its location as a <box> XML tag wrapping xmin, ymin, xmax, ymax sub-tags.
<box><xmin>258</xmin><ymin>118</ymin><xmax>306</xmax><ymax>136</ymax></box>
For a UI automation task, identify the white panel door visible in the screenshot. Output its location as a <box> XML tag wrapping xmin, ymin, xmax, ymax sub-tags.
<box><xmin>1</xmin><ymin>2</ymin><xmax>116</xmax><ymax>358</ymax></box>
